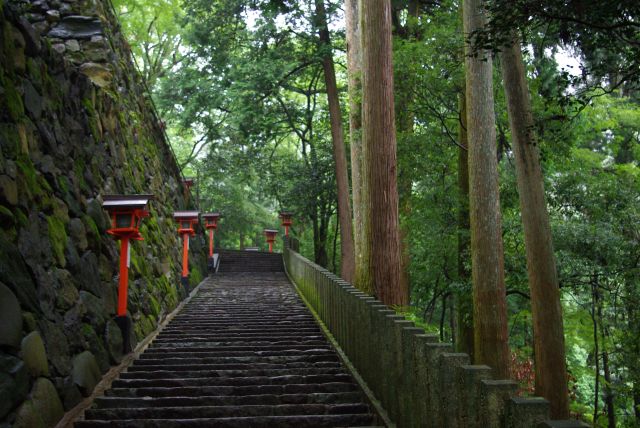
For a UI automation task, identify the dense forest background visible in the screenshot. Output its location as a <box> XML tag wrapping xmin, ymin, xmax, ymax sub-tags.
<box><xmin>112</xmin><ymin>0</ymin><xmax>639</xmax><ymax>425</ymax></box>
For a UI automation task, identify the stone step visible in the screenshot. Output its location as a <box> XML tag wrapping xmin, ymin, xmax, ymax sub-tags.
<box><xmin>76</xmin><ymin>414</ymin><xmax>377</xmax><ymax>428</ymax></box>
<box><xmin>144</xmin><ymin>344</ymin><xmax>330</xmax><ymax>353</ymax></box>
<box><xmin>75</xmin><ymin>270</ymin><xmax>379</xmax><ymax>427</ymax></box>
<box><xmin>105</xmin><ymin>382</ymin><xmax>360</xmax><ymax>397</ymax></box>
<box><xmin>136</xmin><ymin>349</ymin><xmax>335</xmax><ymax>360</ymax></box>
<box><xmin>131</xmin><ymin>353</ymin><xmax>340</xmax><ymax>366</ymax></box>
<box><xmin>85</xmin><ymin>403</ymin><xmax>371</xmax><ymax>420</ymax></box>
<box><xmin>150</xmin><ymin>337</ymin><xmax>326</xmax><ymax>344</ymax></box>
<box><xmin>127</xmin><ymin>361</ymin><xmax>342</xmax><ymax>372</ymax></box>
<box><xmin>119</xmin><ymin>367</ymin><xmax>347</xmax><ymax>380</ymax></box>
<box><xmin>93</xmin><ymin>391</ymin><xmax>367</xmax><ymax>408</ymax></box>
<box><xmin>111</xmin><ymin>373</ymin><xmax>355</xmax><ymax>389</ymax></box>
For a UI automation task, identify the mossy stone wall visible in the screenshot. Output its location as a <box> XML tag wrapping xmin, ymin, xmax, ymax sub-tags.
<box><xmin>0</xmin><ymin>0</ymin><xmax>207</xmax><ymax>425</ymax></box>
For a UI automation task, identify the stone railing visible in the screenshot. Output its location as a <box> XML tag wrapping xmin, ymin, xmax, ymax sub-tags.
<box><xmin>283</xmin><ymin>242</ymin><xmax>587</xmax><ymax>428</ymax></box>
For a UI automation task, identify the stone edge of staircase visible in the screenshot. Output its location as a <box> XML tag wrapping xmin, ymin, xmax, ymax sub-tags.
<box><xmin>281</xmin><ymin>267</ymin><xmax>393</xmax><ymax>428</ymax></box>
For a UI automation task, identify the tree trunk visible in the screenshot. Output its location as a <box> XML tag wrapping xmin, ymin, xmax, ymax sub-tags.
<box><xmin>597</xmin><ymin>295</ymin><xmax>616</xmax><ymax>428</ymax></box>
<box><xmin>500</xmin><ymin>35</ymin><xmax>570</xmax><ymax>418</ymax></box>
<box><xmin>456</xmin><ymin>88</ymin><xmax>474</xmax><ymax>357</ymax></box>
<box><xmin>314</xmin><ymin>0</ymin><xmax>355</xmax><ymax>283</ymax></box>
<box><xmin>592</xmin><ymin>278</ymin><xmax>600</xmax><ymax>426</ymax></box>
<box><xmin>394</xmin><ymin>1</ymin><xmax>420</xmax><ymax>310</ymax></box>
<box><xmin>463</xmin><ymin>0</ymin><xmax>510</xmax><ymax>378</ymax></box>
<box><xmin>345</xmin><ymin>0</ymin><xmax>369</xmax><ymax>292</ymax></box>
<box><xmin>359</xmin><ymin>0</ymin><xmax>407</xmax><ymax>306</ymax></box>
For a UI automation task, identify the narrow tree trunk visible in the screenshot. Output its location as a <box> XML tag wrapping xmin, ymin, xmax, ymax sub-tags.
<box><xmin>359</xmin><ymin>0</ymin><xmax>406</xmax><ymax>305</ymax></box>
<box><xmin>345</xmin><ymin>0</ymin><xmax>369</xmax><ymax>292</ymax></box>
<box><xmin>463</xmin><ymin>0</ymin><xmax>510</xmax><ymax>378</ymax></box>
<box><xmin>597</xmin><ymin>297</ymin><xmax>616</xmax><ymax>428</ymax></box>
<box><xmin>456</xmin><ymin>88</ymin><xmax>474</xmax><ymax>357</ymax></box>
<box><xmin>500</xmin><ymin>35</ymin><xmax>570</xmax><ymax>418</ymax></box>
<box><xmin>314</xmin><ymin>0</ymin><xmax>355</xmax><ymax>283</ymax></box>
<box><xmin>592</xmin><ymin>278</ymin><xmax>600</xmax><ymax>426</ymax></box>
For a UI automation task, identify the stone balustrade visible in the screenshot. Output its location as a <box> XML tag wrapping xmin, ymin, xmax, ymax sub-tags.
<box><xmin>283</xmin><ymin>242</ymin><xmax>587</xmax><ymax>428</ymax></box>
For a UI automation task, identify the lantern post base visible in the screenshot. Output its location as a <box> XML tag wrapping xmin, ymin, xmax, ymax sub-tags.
<box><xmin>114</xmin><ymin>315</ymin><xmax>133</xmax><ymax>354</ymax></box>
<box><xmin>180</xmin><ymin>276</ymin><xmax>190</xmax><ymax>295</ymax></box>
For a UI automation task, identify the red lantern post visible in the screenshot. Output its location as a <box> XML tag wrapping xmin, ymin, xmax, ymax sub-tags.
<box><xmin>264</xmin><ymin>229</ymin><xmax>278</xmax><ymax>253</ymax></box>
<box><xmin>173</xmin><ymin>211</ymin><xmax>199</xmax><ymax>292</ymax></box>
<box><xmin>103</xmin><ymin>194</ymin><xmax>153</xmax><ymax>352</ymax></box>
<box><xmin>279</xmin><ymin>211</ymin><xmax>294</xmax><ymax>236</ymax></box>
<box><xmin>202</xmin><ymin>213</ymin><xmax>221</xmax><ymax>258</ymax></box>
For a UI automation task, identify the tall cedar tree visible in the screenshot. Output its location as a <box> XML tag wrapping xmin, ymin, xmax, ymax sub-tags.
<box><xmin>463</xmin><ymin>0</ymin><xmax>510</xmax><ymax>377</ymax></box>
<box><xmin>345</xmin><ymin>0</ymin><xmax>369</xmax><ymax>293</ymax></box>
<box><xmin>393</xmin><ymin>1</ymin><xmax>421</xmax><ymax>306</ymax></box>
<box><xmin>456</xmin><ymin>86</ymin><xmax>474</xmax><ymax>357</ymax></box>
<box><xmin>500</xmin><ymin>35</ymin><xmax>570</xmax><ymax>418</ymax></box>
<box><xmin>314</xmin><ymin>0</ymin><xmax>355</xmax><ymax>283</ymax></box>
<box><xmin>359</xmin><ymin>0</ymin><xmax>407</xmax><ymax>305</ymax></box>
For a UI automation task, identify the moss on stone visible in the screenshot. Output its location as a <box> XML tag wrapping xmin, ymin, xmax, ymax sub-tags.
<box><xmin>1</xmin><ymin>74</ymin><xmax>25</xmax><ymax>122</ymax></box>
<box><xmin>83</xmin><ymin>215</ymin><xmax>99</xmax><ymax>235</ymax></box>
<box><xmin>26</xmin><ymin>58</ymin><xmax>42</xmax><ymax>88</ymax></box>
<box><xmin>73</xmin><ymin>159</ymin><xmax>89</xmax><ymax>193</ymax></box>
<box><xmin>148</xmin><ymin>294</ymin><xmax>160</xmax><ymax>317</ymax></box>
<box><xmin>0</xmin><ymin>205</ymin><xmax>14</xmax><ymax>226</ymax></box>
<box><xmin>16</xmin><ymin>156</ymin><xmax>40</xmax><ymax>196</ymax></box>
<box><xmin>0</xmin><ymin>123</ymin><xmax>21</xmax><ymax>159</ymax></box>
<box><xmin>189</xmin><ymin>265</ymin><xmax>203</xmax><ymax>287</ymax></box>
<box><xmin>47</xmin><ymin>215</ymin><xmax>67</xmax><ymax>266</ymax></box>
<box><xmin>57</xmin><ymin>175</ymin><xmax>70</xmax><ymax>194</ymax></box>
<box><xmin>14</xmin><ymin>208</ymin><xmax>28</xmax><ymax>227</ymax></box>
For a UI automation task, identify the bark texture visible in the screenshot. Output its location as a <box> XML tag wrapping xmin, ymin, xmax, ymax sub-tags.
<box><xmin>345</xmin><ymin>0</ymin><xmax>368</xmax><ymax>292</ymax></box>
<box><xmin>315</xmin><ymin>0</ymin><xmax>355</xmax><ymax>283</ymax></box>
<box><xmin>463</xmin><ymin>0</ymin><xmax>510</xmax><ymax>378</ymax></box>
<box><xmin>393</xmin><ymin>2</ymin><xmax>420</xmax><ymax>302</ymax></box>
<box><xmin>500</xmin><ymin>35</ymin><xmax>570</xmax><ymax>418</ymax></box>
<box><xmin>456</xmin><ymin>88</ymin><xmax>474</xmax><ymax>357</ymax></box>
<box><xmin>360</xmin><ymin>0</ymin><xmax>407</xmax><ymax>305</ymax></box>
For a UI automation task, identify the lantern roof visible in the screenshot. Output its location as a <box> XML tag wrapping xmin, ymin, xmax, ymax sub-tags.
<box><xmin>202</xmin><ymin>212</ymin><xmax>221</xmax><ymax>219</ymax></box>
<box><xmin>264</xmin><ymin>229</ymin><xmax>279</xmax><ymax>234</ymax></box>
<box><xmin>102</xmin><ymin>194</ymin><xmax>153</xmax><ymax>211</ymax></box>
<box><xmin>279</xmin><ymin>211</ymin><xmax>294</xmax><ymax>217</ymax></box>
<box><xmin>173</xmin><ymin>211</ymin><xmax>200</xmax><ymax>221</ymax></box>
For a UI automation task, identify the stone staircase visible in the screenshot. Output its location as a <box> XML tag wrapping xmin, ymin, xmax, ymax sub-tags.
<box><xmin>218</xmin><ymin>249</ymin><xmax>285</xmax><ymax>273</ymax></box>
<box><xmin>75</xmin><ymin>259</ymin><xmax>381</xmax><ymax>427</ymax></box>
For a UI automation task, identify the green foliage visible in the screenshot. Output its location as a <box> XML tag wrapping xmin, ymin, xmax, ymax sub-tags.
<box><xmin>112</xmin><ymin>0</ymin><xmax>640</xmax><ymax>423</ymax></box>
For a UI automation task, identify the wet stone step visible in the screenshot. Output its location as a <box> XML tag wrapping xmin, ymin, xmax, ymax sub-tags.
<box><xmin>147</xmin><ymin>342</ymin><xmax>329</xmax><ymax>350</ymax></box>
<box><xmin>93</xmin><ymin>392</ymin><xmax>366</xmax><ymax>408</ymax></box>
<box><xmin>127</xmin><ymin>361</ymin><xmax>343</xmax><ymax>372</ymax></box>
<box><xmin>119</xmin><ymin>367</ymin><xmax>348</xmax><ymax>380</ymax></box>
<box><xmin>111</xmin><ymin>373</ymin><xmax>355</xmax><ymax>388</ymax></box>
<box><xmin>85</xmin><ymin>403</ymin><xmax>371</xmax><ymax>419</ymax></box>
<box><xmin>131</xmin><ymin>354</ymin><xmax>341</xmax><ymax>366</ymax></box>
<box><xmin>76</xmin><ymin>413</ymin><xmax>377</xmax><ymax>428</ymax></box>
<box><xmin>75</xmin><ymin>268</ymin><xmax>378</xmax><ymax>427</ymax></box>
<box><xmin>136</xmin><ymin>349</ymin><xmax>335</xmax><ymax>359</ymax></box>
<box><xmin>105</xmin><ymin>382</ymin><xmax>361</xmax><ymax>398</ymax></box>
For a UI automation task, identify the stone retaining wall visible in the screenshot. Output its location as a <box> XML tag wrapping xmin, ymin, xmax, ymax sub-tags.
<box><xmin>0</xmin><ymin>0</ymin><xmax>207</xmax><ymax>425</ymax></box>
<box><xmin>284</xmin><ymin>244</ymin><xmax>587</xmax><ymax>428</ymax></box>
